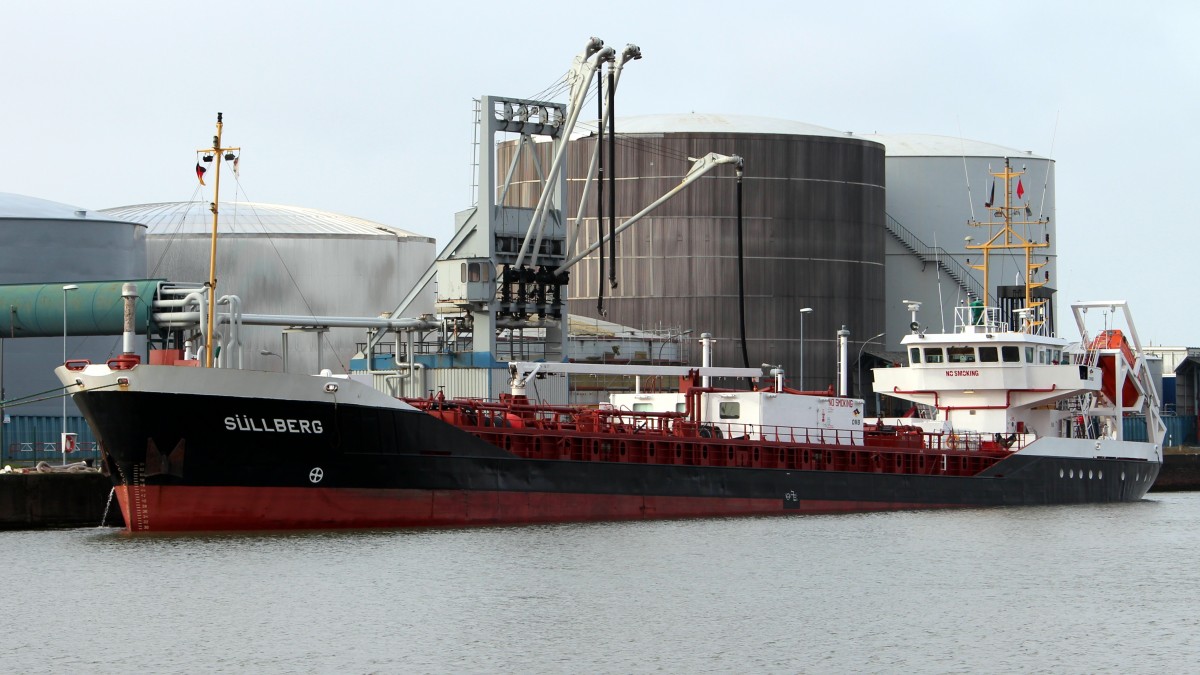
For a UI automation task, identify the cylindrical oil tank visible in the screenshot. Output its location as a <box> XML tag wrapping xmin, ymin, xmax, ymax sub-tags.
<box><xmin>100</xmin><ymin>202</ymin><xmax>436</xmax><ymax>375</ymax></box>
<box><xmin>0</xmin><ymin>192</ymin><xmax>145</xmax><ymax>454</ymax></box>
<box><xmin>501</xmin><ymin>114</ymin><xmax>886</xmax><ymax>391</ymax></box>
<box><xmin>864</xmin><ymin>134</ymin><xmax>1056</xmax><ymax>350</ymax></box>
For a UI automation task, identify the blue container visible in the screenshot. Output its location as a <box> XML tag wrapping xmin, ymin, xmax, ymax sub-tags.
<box><xmin>0</xmin><ymin>414</ymin><xmax>98</xmax><ymax>465</ymax></box>
<box><xmin>1122</xmin><ymin>414</ymin><xmax>1196</xmax><ymax>445</ymax></box>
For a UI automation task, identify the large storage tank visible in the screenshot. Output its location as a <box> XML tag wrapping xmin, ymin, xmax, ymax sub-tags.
<box><xmin>0</xmin><ymin>193</ymin><xmax>146</xmax><ymax>460</ymax></box>
<box><xmin>504</xmin><ymin>114</ymin><xmax>887</xmax><ymax>391</ymax></box>
<box><xmin>864</xmin><ymin>134</ymin><xmax>1056</xmax><ymax>348</ymax></box>
<box><xmin>100</xmin><ymin>201</ymin><xmax>436</xmax><ymax>374</ymax></box>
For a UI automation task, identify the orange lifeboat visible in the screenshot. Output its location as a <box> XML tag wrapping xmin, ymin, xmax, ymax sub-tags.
<box><xmin>1089</xmin><ymin>330</ymin><xmax>1140</xmax><ymax>406</ymax></box>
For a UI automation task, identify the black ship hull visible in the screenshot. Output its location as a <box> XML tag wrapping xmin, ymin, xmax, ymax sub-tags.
<box><xmin>71</xmin><ymin>384</ymin><xmax>1160</xmax><ymax>532</ymax></box>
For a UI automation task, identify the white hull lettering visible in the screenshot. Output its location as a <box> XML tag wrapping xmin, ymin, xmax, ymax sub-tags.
<box><xmin>224</xmin><ymin>416</ymin><xmax>324</xmax><ymax>434</ymax></box>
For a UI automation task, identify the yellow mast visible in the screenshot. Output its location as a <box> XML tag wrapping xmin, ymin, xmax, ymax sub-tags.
<box><xmin>199</xmin><ymin>112</ymin><xmax>240</xmax><ymax>367</ymax></box>
<box><xmin>965</xmin><ymin>158</ymin><xmax>1050</xmax><ymax>333</ymax></box>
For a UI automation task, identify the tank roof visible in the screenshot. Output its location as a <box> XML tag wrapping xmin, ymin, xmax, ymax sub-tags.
<box><xmin>574</xmin><ymin>113</ymin><xmax>857</xmax><ymax>139</ymax></box>
<box><xmin>863</xmin><ymin>133</ymin><xmax>1049</xmax><ymax>159</ymax></box>
<box><xmin>0</xmin><ymin>192</ymin><xmax>134</xmax><ymax>222</ymax></box>
<box><xmin>100</xmin><ymin>201</ymin><xmax>430</xmax><ymax>239</ymax></box>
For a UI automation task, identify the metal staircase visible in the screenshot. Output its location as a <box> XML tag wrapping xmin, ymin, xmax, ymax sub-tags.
<box><xmin>885</xmin><ymin>213</ymin><xmax>980</xmax><ymax>299</ymax></box>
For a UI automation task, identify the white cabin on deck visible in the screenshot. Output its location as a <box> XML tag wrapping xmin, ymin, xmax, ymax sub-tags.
<box><xmin>874</xmin><ymin>305</ymin><xmax>1101</xmax><ymax>438</ymax></box>
<box><xmin>609</xmin><ymin>390</ymin><xmax>866</xmax><ymax>446</ymax></box>
<box><xmin>872</xmin><ymin>302</ymin><xmax>1163</xmax><ymax>454</ymax></box>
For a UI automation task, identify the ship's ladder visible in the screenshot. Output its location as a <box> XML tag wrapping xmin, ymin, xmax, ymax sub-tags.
<box><xmin>1078</xmin><ymin>344</ymin><xmax>1101</xmax><ymax>370</ymax></box>
<box><xmin>1058</xmin><ymin>394</ymin><xmax>1097</xmax><ymax>439</ymax></box>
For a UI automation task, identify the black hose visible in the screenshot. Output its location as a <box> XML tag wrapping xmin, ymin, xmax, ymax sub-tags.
<box><xmin>607</xmin><ymin>67</ymin><xmax>617</xmax><ymax>290</ymax></box>
<box><xmin>596</xmin><ymin>74</ymin><xmax>605</xmax><ymax>315</ymax></box>
<box><xmin>736</xmin><ymin>169</ymin><xmax>750</xmax><ymax>370</ymax></box>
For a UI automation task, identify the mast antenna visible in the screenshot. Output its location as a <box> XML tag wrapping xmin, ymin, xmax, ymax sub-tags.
<box><xmin>964</xmin><ymin>158</ymin><xmax>1049</xmax><ymax>333</ymax></box>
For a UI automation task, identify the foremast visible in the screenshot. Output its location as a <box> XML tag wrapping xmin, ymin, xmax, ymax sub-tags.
<box><xmin>197</xmin><ymin>113</ymin><xmax>241</xmax><ymax>368</ymax></box>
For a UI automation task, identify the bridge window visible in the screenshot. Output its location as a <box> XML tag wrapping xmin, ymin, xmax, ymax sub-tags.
<box><xmin>719</xmin><ymin>402</ymin><xmax>741</xmax><ymax>420</ymax></box>
<box><xmin>924</xmin><ymin>348</ymin><xmax>944</xmax><ymax>363</ymax></box>
<box><xmin>978</xmin><ymin>347</ymin><xmax>999</xmax><ymax>363</ymax></box>
<box><xmin>676</xmin><ymin>403</ymin><xmax>687</xmax><ymax>413</ymax></box>
<box><xmin>948</xmin><ymin>347</ymin><xmax>976</xmax><ymax>363</ymax></box>
<box><xmin>910</xmin><ymin>348</ymin><xmax>921</xmax><ymax>364</ymax></box>
<box><xmin>633</xmin><ymin>403</ymin><xmax>652</xmax><ymax>412</ymax></box>
<box><xmin>1025</xmin><ymin>347</ymin><xmax>1034</xmax><ymax>363</ymax></box>
<box><xmin>1002</xmin><ymin>346</ymin><xmax>1020</xmax><ymax>362</ymax></box>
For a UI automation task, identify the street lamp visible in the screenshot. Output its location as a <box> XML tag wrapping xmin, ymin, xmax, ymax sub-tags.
<box><xmin>799</xmin><ymin>307</ymin><xmax>813</xmax><ymax>389</ymax></box>
<box><xmin>61</xmin><ymin>284</ymin><xmax>78</xmax><ymax>465</ymax></box>
<box><xmin>857</xmin><ymin>331</ymin><xmax>887</xmax><ymax>415</ymax></box>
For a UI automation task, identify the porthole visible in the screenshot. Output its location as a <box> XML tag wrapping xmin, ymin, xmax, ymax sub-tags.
<box><xmin>1121</xmin><ymin>471</ymin><xmax>1126</xmax><ymax>481</ymax></box>
<box><xmin>1069</xmin><ymin>469</ymin><xmax>1074</xmax><ymax>478</ymax></box>
<box><xmin>1059</xmin><ymin>468</ymin><xmax>1065</xmax><ymax>478</ymax></box>
<box><xmin>1098</xmin><ymin>470</ymin><xmax>1103</xmax><ymax>480</ymax></box>
<box><xmin>1079</xmin><ymin>470</ymin><xmax>1084</xmax><ymax>480</ymax></box>
<box><xmin>1088</xmin><ymin>470</ymin><xmax>1094</xmax><ymax>480</ymax></box>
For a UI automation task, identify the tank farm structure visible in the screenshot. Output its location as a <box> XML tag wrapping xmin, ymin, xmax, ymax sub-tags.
<box><xmin>499</xmin><ymin>116</ymin><xmax>887</xmax><ymax>392</ymax></box>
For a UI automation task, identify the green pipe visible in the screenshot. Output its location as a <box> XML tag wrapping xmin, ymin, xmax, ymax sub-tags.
<box><xmin>0</xmin><ymin>280</ymin><xmax>165</xmax><ymax>337</ymax></box>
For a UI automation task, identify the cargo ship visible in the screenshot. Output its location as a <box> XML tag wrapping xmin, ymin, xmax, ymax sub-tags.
<box><xmin>59</xmin><ymin>290</ymin><xmax>1163</xmax><ymax>532</ymax></box>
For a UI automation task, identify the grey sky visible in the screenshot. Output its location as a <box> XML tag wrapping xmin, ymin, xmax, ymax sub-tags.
<box><xmin>3</xmin><ymin>1</ymin><xmax>1195</xmax><ymax>344</ymax></box>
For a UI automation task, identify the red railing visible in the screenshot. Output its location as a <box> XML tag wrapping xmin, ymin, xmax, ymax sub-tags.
<box><xmin>404</xmin><ymin>395</ymin><xmax>1015</xmax><ymax>478</ymax></box>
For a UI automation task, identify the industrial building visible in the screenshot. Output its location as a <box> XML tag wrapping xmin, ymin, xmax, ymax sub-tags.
<box><xmin>0</xmin><ymin>192</ymin><xmax>147</xmax><ymax>462</ymax></box>
<box><xmin>99</xmin><ymin>201</ymin><xmax>436</xmax><ymax>375</ymax></box>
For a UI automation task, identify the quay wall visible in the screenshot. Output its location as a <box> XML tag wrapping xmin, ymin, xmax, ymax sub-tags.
<box><xmin>0</xmin><ymin>472</ymin><xmax>123</xmax><ymax>529</ymax></box>
<box><xmin>1151</xmin><ymin>452</ymin><xmax>1200</xmax><ymax>492</ymax></box>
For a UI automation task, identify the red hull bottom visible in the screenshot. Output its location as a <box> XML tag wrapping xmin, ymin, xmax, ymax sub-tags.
<box><xmin>113</xmin><ymin>486</ymin><xmax>957</xmax><ymax>533</ymax></box>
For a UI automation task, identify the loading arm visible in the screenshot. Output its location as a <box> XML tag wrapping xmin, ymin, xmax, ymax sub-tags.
<box><xmin>550</xmin><ymin>43</ymin><xmax>643</xmax><ymax>267</ymax></box>
<box><xmin>554</xmin><ymin>152</ymin><xmax>743</xmax><ymax>274</ymax></box>
<box><xmin>513</xmin><ymin>38</ymin><xmax>614</xmax><ymax>269</ymax></box>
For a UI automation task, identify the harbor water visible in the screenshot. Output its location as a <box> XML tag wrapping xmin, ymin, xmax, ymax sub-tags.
<box><xmin>5</xmin><ymin>493</ymin><xmax>1200</xmax><ymax>673</ymax></box>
